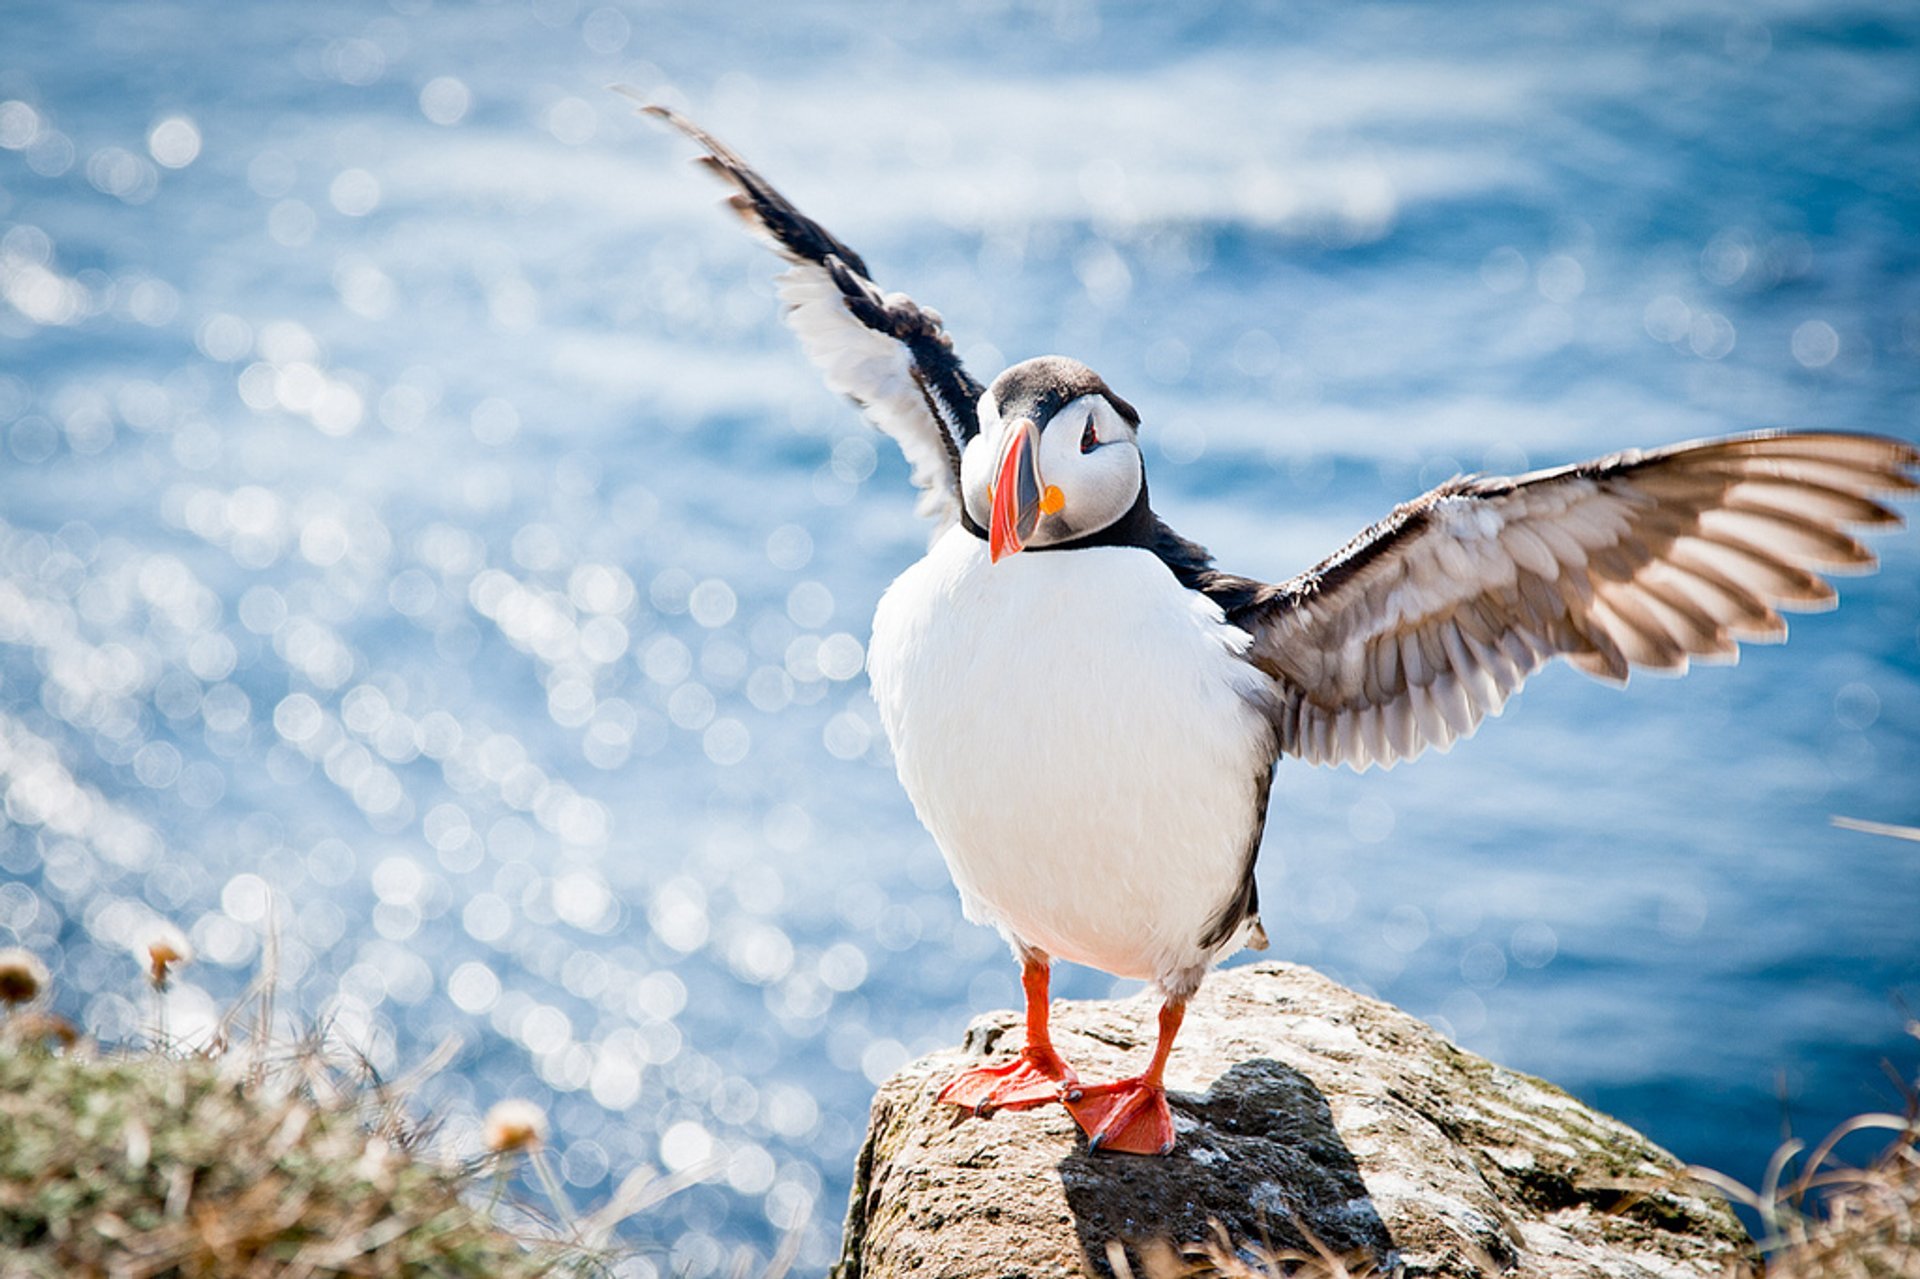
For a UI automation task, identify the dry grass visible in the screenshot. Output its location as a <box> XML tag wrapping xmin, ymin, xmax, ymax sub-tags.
<box><xmin>0</xmin><ymin>937</ymin><xmax>768</xmax><ymax>1275</ymax></box>
<box><xmin>0</xmin><ymin>947</ymin><xmax>772</xmax><ymax>1279</ymax></box>
<box><xmin>1689</xmin><ymin>1046</ymin><xmax>1920</xmax><ymax>1279</ymax></box>
<box><xmin>0</xmin><ymin>1011</ymin><xmax>584</xmax><ymax>1279</ymax></box>
<box><xmin>1763</xmin><ymin>1137</ymin><xmax>1919</xmax><ymax>1278</ymax></box>
<box><xmin>1102</xmin><ymin>1222</ymin><xmax>1404</xmax><ymax>1279</ymax></box>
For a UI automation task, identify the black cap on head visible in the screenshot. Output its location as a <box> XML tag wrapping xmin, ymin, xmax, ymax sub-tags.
<box><xmin>988</xmin><ymin>356</ymin><xmax>1140</xmax><ymax>431</ymax></box>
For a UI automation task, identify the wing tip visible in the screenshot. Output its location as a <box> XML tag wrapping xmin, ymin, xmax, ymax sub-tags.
<box><xmin>612</xmin><ymin>85</ymin><xmax>683</xmax><ymax>129</ymax></box>
<box><xmin>615</xmin><ymin>88</ymin><xmax>676</xmax><ymax>124</ymax></box>
<box><xmin>626</xmin><ymin>94</ymin><xmax>741</xmax><ymax>173</ymax></box>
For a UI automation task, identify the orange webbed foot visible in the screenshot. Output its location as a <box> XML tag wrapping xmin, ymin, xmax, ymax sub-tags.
<box><xmin>937</xmin><ymin>1047</ymin><xmax>1079</xmax><ymax>1115</ymax></box>
<box><xmin>1065</xmin><ymin>1076</ymin><xmax>1176</xmax><ymax>1155</ymax></box>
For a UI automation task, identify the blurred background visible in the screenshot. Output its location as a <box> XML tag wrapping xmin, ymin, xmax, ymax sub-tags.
<box><xmin>2</xmin><ymin>0</ymin><xmax>1917</xmax><ymax>1271</ymax></box>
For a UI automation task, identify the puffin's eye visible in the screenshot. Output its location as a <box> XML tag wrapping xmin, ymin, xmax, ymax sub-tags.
<box><xmin>1080</xmin><ymin>418</ymin><xmax>1098</xmax><ymax>454</ymax></box>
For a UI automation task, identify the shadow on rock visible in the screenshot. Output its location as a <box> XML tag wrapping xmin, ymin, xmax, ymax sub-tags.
<box><xmin>1058</xmin><ymin>1058</ymin><xmax>1396</xmax><ymax>1276</ymax></box>
<box><xmin>837</xmin><ymin>965</ymin><xmax>1750</xmax><ymax>1279</ymax></box>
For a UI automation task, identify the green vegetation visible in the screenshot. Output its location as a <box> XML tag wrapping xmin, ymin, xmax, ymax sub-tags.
<box><xmin>0</xmin><ymin>944</ymin><xmax>783</xmax><ymax>1279</ymax></box>
<box><xmin>0</xmin><ymin>1016</ymin><xmax>577</xmax><ymax>1279</ymax></box>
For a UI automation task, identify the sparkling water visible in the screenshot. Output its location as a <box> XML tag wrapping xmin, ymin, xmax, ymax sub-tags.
<box><xmin>3</xmin><ymin>2</ymin><xmax>1917</xmax><ymax>1270</ymax></box>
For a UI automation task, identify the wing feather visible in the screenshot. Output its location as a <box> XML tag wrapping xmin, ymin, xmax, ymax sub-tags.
<box><xmin>638</xmin><ymin>100</ymin><xmax>984</xmax><ymax>530</ymax></box>
<box><xmin>1233</xmin><ymin>431</ymin><xmax>1918</xmax><ymax>771</ymax></box>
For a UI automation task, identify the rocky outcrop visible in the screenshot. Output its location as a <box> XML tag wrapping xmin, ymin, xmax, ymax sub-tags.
<box><xmin>835</xmin><ymin>963</ymin><xmax>1750</xmax><ymax>1278</ymax></box>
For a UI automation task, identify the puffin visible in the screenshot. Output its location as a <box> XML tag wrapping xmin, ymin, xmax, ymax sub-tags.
<box><xmin>641</xmin><ymin>102</ymin><xmax>1920</xmax><ymax>1155</ymax></box>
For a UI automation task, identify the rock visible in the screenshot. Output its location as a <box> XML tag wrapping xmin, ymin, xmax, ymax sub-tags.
<box><xmin>833</xmin><ymin>963</ymin><xmax>1750</xmax><ymax>1278</ymax></box>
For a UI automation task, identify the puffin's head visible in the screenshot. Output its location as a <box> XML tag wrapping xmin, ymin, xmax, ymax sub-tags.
<box><xmin>961</xmin><ymin>356</ymin><xmax>1144</xmax><ymax>562</ymax></box>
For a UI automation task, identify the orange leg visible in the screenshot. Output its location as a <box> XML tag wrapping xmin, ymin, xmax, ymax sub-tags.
<box><xmin>937</xmin><ymin>955</ymin><xmax>1080</xmax><ymax>1114</ymax></box>
<box><xmin>1065</xmin><ymin>996</ymin><xmax>1185</xmax><ymax>1155</ymax></box>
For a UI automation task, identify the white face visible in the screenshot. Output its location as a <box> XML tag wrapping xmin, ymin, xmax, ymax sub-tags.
<box><xmin>962</xmin><ymin>392</ymin><xmax>1143</xmax><ymax>551</ymax></box>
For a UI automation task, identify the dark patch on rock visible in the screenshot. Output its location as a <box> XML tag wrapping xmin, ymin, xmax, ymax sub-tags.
<box><xmin>832</xmin><ymin>963</ymin><xmax>1751</xmax><ymax>1278</ymax></box>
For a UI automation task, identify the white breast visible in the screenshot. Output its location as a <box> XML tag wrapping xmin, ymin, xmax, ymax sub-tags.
<box><xmin>868</xmin><ymin>526</ymin><xmax>1277</xmax><ymax>992</ymax></box>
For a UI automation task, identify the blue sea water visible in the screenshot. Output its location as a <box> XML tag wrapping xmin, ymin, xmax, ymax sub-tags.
<box><xmin>2</xmin><ymin>0</ymin><xmax>1917</xmax><ymax>1269</ymax></box>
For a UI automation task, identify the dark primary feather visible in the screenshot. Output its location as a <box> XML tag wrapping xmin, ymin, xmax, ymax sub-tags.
<box><xmin>633</xmin><ymin>101</ymin><xmax>874</xmax><ymax>280</ymax></box>
<box><xmin>1211</xmin><ymin>430</ymin><xmax>1919</xmax><ymax>772</ymax></box>
<box><xmin>637</xmin><ymin>100</ymin><xmax>985</xmax><ymax>527</ymax></box>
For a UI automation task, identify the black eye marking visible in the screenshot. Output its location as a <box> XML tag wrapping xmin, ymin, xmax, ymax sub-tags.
<box><xmin>1080</xmin><ymin>416</ymin><xmax>1098</xmax><ymax>454</ymax></box>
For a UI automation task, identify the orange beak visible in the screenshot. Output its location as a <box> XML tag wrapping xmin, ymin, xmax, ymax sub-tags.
<box><xmin>989</xmin><ymin>417</ymin><xmax>1044</xmax><ymax>563</ymax></box>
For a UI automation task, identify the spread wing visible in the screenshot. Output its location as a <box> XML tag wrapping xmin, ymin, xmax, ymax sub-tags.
<box><xmin>1226</xmin><ymin>431</ymin><xmax>1919</xmax><ymax>772</ymax></box>
<box><xmin>637</xmin><ymin>98</ymin><xmax>983</xmax><ymax>529</ymax></box>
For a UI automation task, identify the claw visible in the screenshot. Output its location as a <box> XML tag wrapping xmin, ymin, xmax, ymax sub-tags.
<box><xmin>1066</xmin><ymin>1076</ymin><xmax>1176</xmax><ymax>1155</ymax></box>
